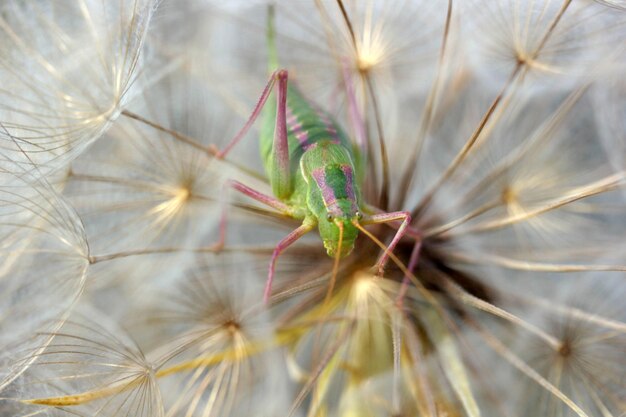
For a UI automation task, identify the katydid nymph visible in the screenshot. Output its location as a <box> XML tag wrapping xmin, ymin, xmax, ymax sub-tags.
<box><xmin>214</xmin><ymin>9</ymin><xmax>421</xmax><ymax>303</ymax></box>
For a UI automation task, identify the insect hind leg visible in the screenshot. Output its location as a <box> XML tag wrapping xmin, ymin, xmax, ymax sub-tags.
<box><xmin>214</xmin><ymin>69</ymin><xmax>292</xmax><ymax>200</ymax></box>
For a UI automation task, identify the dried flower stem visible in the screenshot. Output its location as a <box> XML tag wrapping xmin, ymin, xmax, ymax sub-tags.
<box><xmin>414</xmin><ymin>0</ymin><xmax>574</xmax><ymax>217</ymax></box>
<box><xmin>120</xmin><ymin>110</ymin><xmax>266</xmax><ymax>181</ymax></box>
<box><xmin>447</xmin><ymin>171</ymin><xmax>626</xmax><ymax>236</ymax></box>
<box><xmin>396</xmin><ymin>0</ymin><xmax>454</xmax><ymax>207</ymax></box>
<box><xmin>448</xmin><ymin>252</ymin><xmax>626</xmax><ymax>273</ymax></box>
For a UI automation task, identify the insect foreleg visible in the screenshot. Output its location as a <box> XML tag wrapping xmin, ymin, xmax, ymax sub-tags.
<box><xmin>359</xmin><ymin>211</ymin><xmax>423</xmax><ymax>305</ymax></box>
<box><xmin>363</xmin><ymin>203</ymin><xmax>421</xmax><ymax>239</ymax></box>
<box><xmin>361</xmin><ymin>211</ymin><xmax>421</xmax><ymax>276</ymax></box>
<box><xmin>265</xmin><ymin>218</ymin><xmax>316</xmax><ymax>303</ymax></box>
<box><xmin>396</xmin><ymin>239</ymin><xmax>422</xmax><ymax>306</ymax></box>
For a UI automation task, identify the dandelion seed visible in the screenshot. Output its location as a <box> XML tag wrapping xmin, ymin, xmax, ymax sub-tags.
<box><xmin>0</xmin><ymin>170</ymin><xmax>88</xmax><ymax>391</ymax></box>
<box><xmin>141</xmin><ymin>254</ymin><xmax>290</xmax><ymax>417</ymax></box>
<box><xmin>6</xmin><ymin>306</ymin><xmax>163</xmax><ymax>417</ymax></box>
<box><xmin>494</xmin><ymin>275</ymin><xmax>626</xmax><ymax>416</ymax></box>
<box><xmin>0</xmin><ymin>0</ymin><xmax>157</xmax><ymax>176</ymax></box>
<box><xmin>464</xmin><ymin>0</ymin><xmax>626</xmax><ymax>90</ymax></box>
<box><xmin>61</xmin><ymin>66</ymin><xmax>249</xmax><ymax>290</ymax></box>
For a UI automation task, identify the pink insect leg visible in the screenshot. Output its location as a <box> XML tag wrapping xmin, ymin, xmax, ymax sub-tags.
<box><xmin>362</xmin><ymin>210</ymin><xmax>423</xmax><ymax>305</ymax></box>
<box><xmin>214</xmin><ymin>179</ymin><xmax>314</xmax><ymax>304</ymax></box>
<box><xmin>396</xmin><ymin>239</ymin><xmax>422</xmax><ymax>305</ymax></box>
<box><xmin>213</xmin><ymin>68</ymin><xmax>301</xmax><ymax>304</ymax></box>
<box><xmin>215</xmin><ymin>70</ymin><xmax>279</xmax><ymax>159</ymax></box>
<box><xmin>361</xmin><ymin>211</ymin><xmax>422</xmax><ymax>276</ymax></box>
<box><xmin>215</xmin><ymin>69</ymin><xmax>292</xmax><ymax>199</ymax></box>
<box><xmin>265</xmin><ymin>221</ymin><xmax>315</xmax><ymax>303</ymax></box>
<box><xmin>269</xmin><ymin>70</ymin><xmax>291</xmax><ymax>199</ymax></box>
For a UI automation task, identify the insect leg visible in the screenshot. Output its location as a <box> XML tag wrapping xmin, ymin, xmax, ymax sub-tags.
<box><xmin>269</xmin><ymin>69</ymin><xmax>291</xmax><ymax>200</ymax></box>
<box><xmin>361</xmin><ymin>211</ymin><xmax>421</xmax><ymax>276</ymax></box>
<box><xmin>214</xmin><ymin>179</ymin><xmax>295</xmax><ymax>250</ymax></box>
<box><xmin>363</xmin><ymin>203</ymin><xmax>420</xmax><ymax>237</ymax></box>
<box><xmin>396</xmin><ymin>239</ymin><xmax>423</xmax><ymax>306</ymax></box>
<box><xmin>214</xmin><ymin>69</ymin><xmax>281</xmax><ymax>159</ymax></box>
<box><xmin>265</xmin><ymin>219</ymin><xmax>316</xmax><ymax>303</ymax></box>
<box><xmin>215</xmin><ymin>69</ymin><xmax>292</xmax><ymax>200</ymax></box>
<box><xmin>361</xmin><ymin>205</ymin><xmax>423</xmax><ymax>304</ymax></box>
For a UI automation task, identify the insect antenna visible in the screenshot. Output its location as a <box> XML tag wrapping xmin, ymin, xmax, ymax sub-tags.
<box><xmin>325</xmin><ymin>221</ymin><xmax>344</xmax><ymax>303</ymax></box>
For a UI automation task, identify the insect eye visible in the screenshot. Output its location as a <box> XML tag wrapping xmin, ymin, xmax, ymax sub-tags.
<box><xmin>326</xmin><ymin>214</ymin><xmax>334</xmax><ymax>222</ymax></box>
<box><xmin>356</xmin><ymin>211</ymin><xmax>363</xmax><ymax>220</ymax></box>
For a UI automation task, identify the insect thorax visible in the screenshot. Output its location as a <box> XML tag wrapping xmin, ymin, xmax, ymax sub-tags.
<box><xmin>299</xmin><ymin>141</ymin><xmax>361</xmax><ymax>258</ymax></box>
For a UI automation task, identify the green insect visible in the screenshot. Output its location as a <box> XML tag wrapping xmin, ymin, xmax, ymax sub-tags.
<box><xmin>215</xmin><ymin>8</ymin><xmax>421</xmax><ymax>302</ymax></box>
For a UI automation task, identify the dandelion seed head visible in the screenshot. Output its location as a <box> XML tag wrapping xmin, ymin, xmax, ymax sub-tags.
<box><xmin>465</xmin><ymin>0</ymin><xmax>626</xmax><ymax>93</ymax></box>
<box><xmin>347</xmin><ymin>271</ymin><xmax>398</xmax><ymax>318</ymax></box>
<box><xmin>352</xmin><ymin>271</ymin><xmax>378</xmax><ymax>299</ymax></box>
<box><xmin>503</xmin><ymin>274</ymin><xmax>626</xmax><ymax>416</ymax></box>
<box><xmin>137</xmin><ymin>254</ymin><xmax>291</xmax><ymax>417</ymax></box>
<box><xmin>355</xmin><ymin>44</ymin><xmax>384</xmax><ymax>75</ymax></box>
<box><xmin>3</xmin><ymin>0</ymin><xmax>626</xmax><ymax>416</ymax></box>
